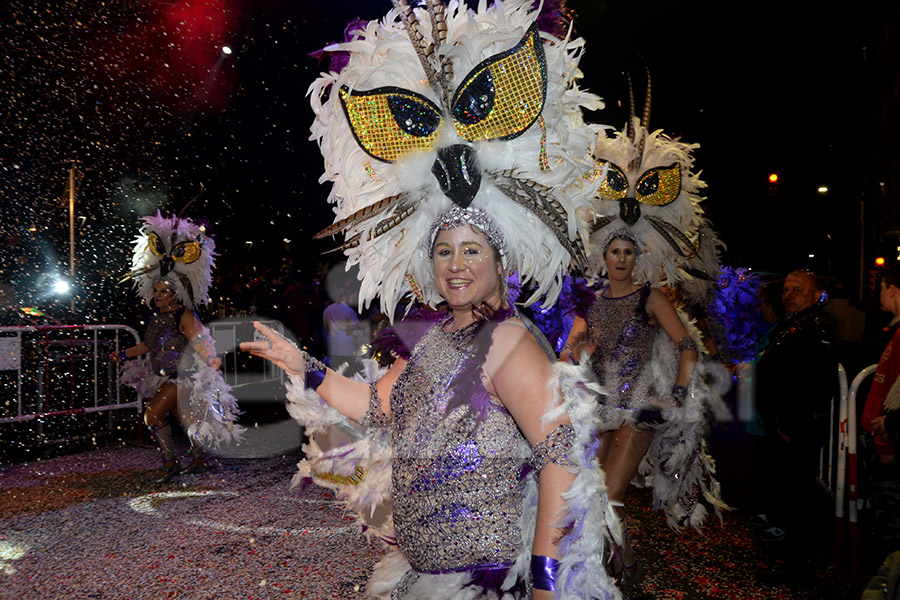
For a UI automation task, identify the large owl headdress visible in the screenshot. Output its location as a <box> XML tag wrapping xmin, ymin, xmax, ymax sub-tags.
<box><xmin>122</xmin><ymin>212</ymin><xmax>216</xmax><ymax>309</ymax></box>
<box><xmin>588</xmin><ymin>74</ymin><xmax>722</xmax><ymax>301</ymax></box>
<box><xmin>309</xmin><ymin>0</ymin><xmax>603</xmax><ymax>316</ymax></box>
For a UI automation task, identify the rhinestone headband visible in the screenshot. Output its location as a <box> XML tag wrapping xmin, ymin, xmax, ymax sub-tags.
<box><xmin>428</xmin><ymin>206</ymin><xmax>508</xmax><ymax>264</ymax></box>
<box><xmin>602</xmin><ymin>228</ymin><xmax>642</xmax><ymax>256</ymax></box>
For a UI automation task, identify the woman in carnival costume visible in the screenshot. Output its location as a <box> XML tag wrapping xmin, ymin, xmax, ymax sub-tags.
<box><xmin>113</xmin><ymin>212</ymin><xmax>244</xmax><ymax>482</ymax></box>
<box><xmin>243</xmin><ymin>1</ymin><xmax>624</xmax><ymax>597</ymax></box>
<box><xmin>560</xmin><ymin>77</ymin><xmax>732</xmax><ymax>593</ymax></box>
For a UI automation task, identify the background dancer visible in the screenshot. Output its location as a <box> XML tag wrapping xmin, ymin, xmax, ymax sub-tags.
<box><xmin>563</xmin><ymin>230</ymin><xmax>699</xmax><ymax>592</ymax></box>
<box><xmin>115</xmin><ymin>212</ymin><xmax>244</xmax><ymax>482</ymax></box>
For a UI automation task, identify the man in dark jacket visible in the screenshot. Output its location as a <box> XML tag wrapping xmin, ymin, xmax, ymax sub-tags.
<box><xmin>755</xmin><ymin>269</ymin><xmax>837</xmax><ymax>584</ymax></box>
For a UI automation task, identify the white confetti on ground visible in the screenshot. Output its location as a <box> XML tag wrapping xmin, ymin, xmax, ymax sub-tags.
<box><xmin>0</xmin><ymin>444</ymin><xmax>386</xmax><ymax>599</ymax></box>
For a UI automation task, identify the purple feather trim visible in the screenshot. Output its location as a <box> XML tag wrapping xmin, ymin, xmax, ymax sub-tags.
<box><xmin>415</xmin><ymin>562</ymin><xmax>525</xmax><ymax>595</ymax></box>
<box><xmin>308</xmin><ymin>18</ymin><xmax>368</xmax><ymax>74</ymax></box>
<box><xmin>572</xmin><ymin>280</ymin><xmax>596</xmax><ymax>320</ymax></box>
<box><xmin>533</xmin><ymin>0</ymin><xmax>571</xmax><ymax>39</ymax></box>
<box><xmin>372</xmin><ymin>307</ymin><xmax>446</xmax><ymax>360</ymax></box>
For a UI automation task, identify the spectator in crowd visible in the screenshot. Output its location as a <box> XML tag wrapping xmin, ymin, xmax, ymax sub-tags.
<box><xmin>746</xmin><ymin>277</ymin><xmax>785</xmax><ymax>517</ymax></box>
<box><xmin>862</xmin><ymin>263</ymin><xmax>900</xmax><ymax>464</ymax></box>
<box><xmin>754</xmin><ymin>269</ymin><xmax>837</xmax><ymax>584</ymax></box>
<box><xmin>323</xmin><ymin>269</ymin><xmax>365</xmax><ymax>377</ymax></box>
<box><xmin>824</xmin><ymin>280</ymin><xmax>866</xmax><ymax>343</ymax></box>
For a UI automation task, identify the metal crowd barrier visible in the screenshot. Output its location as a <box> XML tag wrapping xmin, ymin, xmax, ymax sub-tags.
<box><xmin>0</xmin><ymin>324</ymin><xmax>142</xmax><ymax>445</ymax></box>
<box><xmin>207</xmin><ymin>318</ymin><xmax>285</xmax><ymax>393</ymax></box>
<box><xmin>0</xmin><ymin>319</ymin><xmax>288</xmax><ymax>447</ymax></box>
<box><xmin>832</xmin><ymin>364</ymin><xmax>877</xmax><ymax>579</ymax></box>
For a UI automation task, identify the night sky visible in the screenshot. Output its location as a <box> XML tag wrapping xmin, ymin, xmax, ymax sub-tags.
<box><xmin>0</xmin><ymin>0</ymin><xmax>877</xmax><ymax>316</ymax></box>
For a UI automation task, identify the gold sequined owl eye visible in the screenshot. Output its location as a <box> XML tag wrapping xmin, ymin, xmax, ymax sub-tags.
<box><xmin>339</xmin><ymin>86</ymin><xmax>443</xmax><ymax>163</ymax></box>
<box><xmin>596</xmin><ymin>161</ymin><xmax>629</xmax><ymax>201</ymax></box>
<box><xmin>147</xmin><ymin>232</ymin><xmax>167</xmax><ymax>258</ymax></box>
<box><xmin>170</xmin><ymin>240</ymin><xmax>202</xmax><ymax>264</ymax></box>
<box><xmin>451</xmin><ymin>24</ymin><xmax>547</xmax><ymax>142</ymax></box>
<box><xmin>635</xmin><ymin>164</ymin><xmax>681</xmax><ymax>206</ymax></box>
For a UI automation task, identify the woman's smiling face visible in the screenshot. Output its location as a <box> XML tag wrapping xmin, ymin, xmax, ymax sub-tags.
<box><xmin>433</xmin><ymin>225</ymin><xmax>503</xmax><ymax>312</ymax></box>
<box><xmin>152</xmin><ymin>281</ymin><xmax>178</xmax><ymax>310</ymax></box>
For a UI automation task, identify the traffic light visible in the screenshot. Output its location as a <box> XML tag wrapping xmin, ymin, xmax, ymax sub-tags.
<box><xmin>768</xmin><ymin>173</ymin><xmax>778</xmax><ymax>197</ymax></box>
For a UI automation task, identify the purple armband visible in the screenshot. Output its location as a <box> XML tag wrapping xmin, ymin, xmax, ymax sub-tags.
<box><xmin>302</xmin><ymin>350</ymin><xmax>327</xmax><ymax>391</ymax></box>
<box><xmin>530</xmin><ymin>555</ymin><xmax>560</xmax><ymax>591</ymax></box>
<box><xmin>118</xmin><ymin>350</ymin><xmax>127</xmax><ymax>362</ymax></box>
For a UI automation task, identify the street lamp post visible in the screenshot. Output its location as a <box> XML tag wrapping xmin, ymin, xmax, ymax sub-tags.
<box><xmin>67</xmin><ymin>160</ymin><xmax>79</xmax><ymax>313</ymax></box>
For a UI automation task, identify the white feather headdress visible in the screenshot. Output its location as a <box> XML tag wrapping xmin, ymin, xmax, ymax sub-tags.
<box><xmin>123</xmin><ymin>212</ymin><xmax>216</xmax><ymax>308</ymax></box>
<box><xmin>587</xmin><ymin>75</ymin><xmax>723</xmax><ymax>302</ymax></box>
<box><xmin>309</xmin><ymin>0</ymin><xmax>603</xmax><ymax>316</ymax></box>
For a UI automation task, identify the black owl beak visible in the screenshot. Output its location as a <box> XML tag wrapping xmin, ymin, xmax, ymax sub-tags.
<box><xmin>160</xmin><ymin>256</ymin><xmax>174</xmax><ymax>277</ymax></box>
<box><xmin>432</xmin><ymin>144</ymin><xmax>481</xmax><ymax>208</ymax></box>
<box><xmin>619</xmin><ymin>197</ymin><xmax>641</xmax><ymax>227</ymax></box>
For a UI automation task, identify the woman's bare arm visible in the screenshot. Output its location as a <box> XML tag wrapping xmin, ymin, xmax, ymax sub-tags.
<box><xmin>180</xmin><ymin>311</ymin><xmax>221</xmax><ymax>369</ymax></box>
<box><xmin>110</xmin><ymin>342</ymin><xmax>150</xmax><ymax>362</ymax></box>
<box><xmin>647</xmin><ymin>289</ymin><xmax>698</xmax><ymax>389</ymax></box>
<box><xmin>241</xmin><ymin>321</ymin><xmax>403</xmax><ymax>421</ymax></box>
<box><xmin>483</xmin><ymin>322</ymin><xmax>575</xmax><ymax>600</ymax></box>
<box><xmin>558</xmin><ymin>315</ymin><xmax>589</xmax><ymax>364</ymax></box>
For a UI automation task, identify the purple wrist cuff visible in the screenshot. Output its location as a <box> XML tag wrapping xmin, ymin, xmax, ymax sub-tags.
<box><xmin>530</xmin><ymin>555</ymin><xmax>560</xmax><ymax>591</ymax></box>
<box><xmin>306</xmin><ymin>367</ymin><xmax>326</xmax><ymax>391</ymax></box>
<box><xmin>118</xmin><ymin>350</ymin><xmax>127</xmax><ymax>362</ymax></box>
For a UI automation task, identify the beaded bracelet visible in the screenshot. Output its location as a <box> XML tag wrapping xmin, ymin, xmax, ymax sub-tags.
<box><xmin>671</xmin><ymin>384</ymin><xmax>688</xmax><ymax>405</ymax></box>
<box><xmin>528</xmin><ymin>424</ymin><xmax>575</xmax><ymax>473</ymax></box>
<box><xmin>531</xmin><ymin>555</ymin><xmax>560</xmax><ymax>591</ymax></box>
<box><xmin>676</xmin><ymin>336</ymin><xmax>698</xmax><ymax>352</ymax></box>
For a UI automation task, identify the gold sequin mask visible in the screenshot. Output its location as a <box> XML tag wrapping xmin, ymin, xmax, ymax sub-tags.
<box><xmin>596</xmin><ymin>161</ymin><xmax>682</xmax><ymax>207</ymax></box>
<box><xmin>339</xmin><ymin>25</ymin><xmax>547</xmax><ymax>163</ymax></box>
<box><xmin>146</xmin><ymin>232</ymin><xmax>204</xmax><ymax>264</ymax></box>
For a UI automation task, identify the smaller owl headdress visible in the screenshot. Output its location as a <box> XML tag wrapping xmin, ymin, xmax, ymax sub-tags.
<box><xmin>587</xmin><ymin>71</ymin><xmax>723</xmax><ymax>302</ymax></box>
<box><xmin>309</xmin><ymin>0</ymin><xmax>603</xmax><ymax>317</ymax></box>
<box><xmin>120</xmin><ymin>212</ymin><xmax>216</xmax><ymax>309</ymax></box>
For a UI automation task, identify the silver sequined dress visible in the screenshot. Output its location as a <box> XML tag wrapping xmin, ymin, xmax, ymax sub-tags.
<box><xmin>388</xmin><ymin>317</ymin><xmax>526</xmax><ymax>574</ymax></box>
<box><xmin>587</xmin><ymin>285</ymin><xmax>662</xmax><ymax>413</ymax></box>
<box><xmin>144</xmin><ymin>309</ymin><xmax>192</xmax><ymax>381</ymax></box>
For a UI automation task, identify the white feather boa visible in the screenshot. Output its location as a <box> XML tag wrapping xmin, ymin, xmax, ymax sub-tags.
<box><xmin>118</xmin><ymin>330</ymin><xmax>245</xmax><ymax>450</ymax></box>
<box><xmin>184</xmin><ymin>350</ymin><xmax>246</xmax><ymax>449</ymax></box>
<box><xmin>285</xmin><ymin>360</ymin><xmax>396</xmax><ymax>544</ymax></box>
<box><xmin>582</xmin><ymin>313</ymin><xmax>732</xmax><ymax>531</ymax></box>
<box><xmin>284</xmin><ymin>358</ymin><xmax>622</xmax><ymax>599</ymax></box>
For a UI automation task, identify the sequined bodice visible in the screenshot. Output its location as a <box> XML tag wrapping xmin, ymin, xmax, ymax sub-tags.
<box><xmin>587</xmin><ymin>285</ymin><xmax>659</xmax><ymax>408</ymax></box>
<box><xmin>144</xmin><ymin>310</ymin><xmax>189</xmax><ymax>377</ymax></box>
<box><xmin>389</xmin><ymin>319</ymin><xmax>526</xmax><ymax>572</ymax></box>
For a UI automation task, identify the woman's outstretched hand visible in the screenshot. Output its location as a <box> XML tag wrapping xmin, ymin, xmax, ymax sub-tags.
<box><xmin>239</xmin><ymin>322</ymin><xmax>306</xmax><ymax>376</ymax></box>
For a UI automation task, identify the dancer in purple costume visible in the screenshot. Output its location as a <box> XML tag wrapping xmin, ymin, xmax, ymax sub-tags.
<box><xmin>114</xmin><ymin>212</ymin><xmax>244</xmax><ymax>482</ymax></box>
<box><xmin>561</xmin><ymin>230</ymin><xmax>699</xmax><ymax>591</ymax></box>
